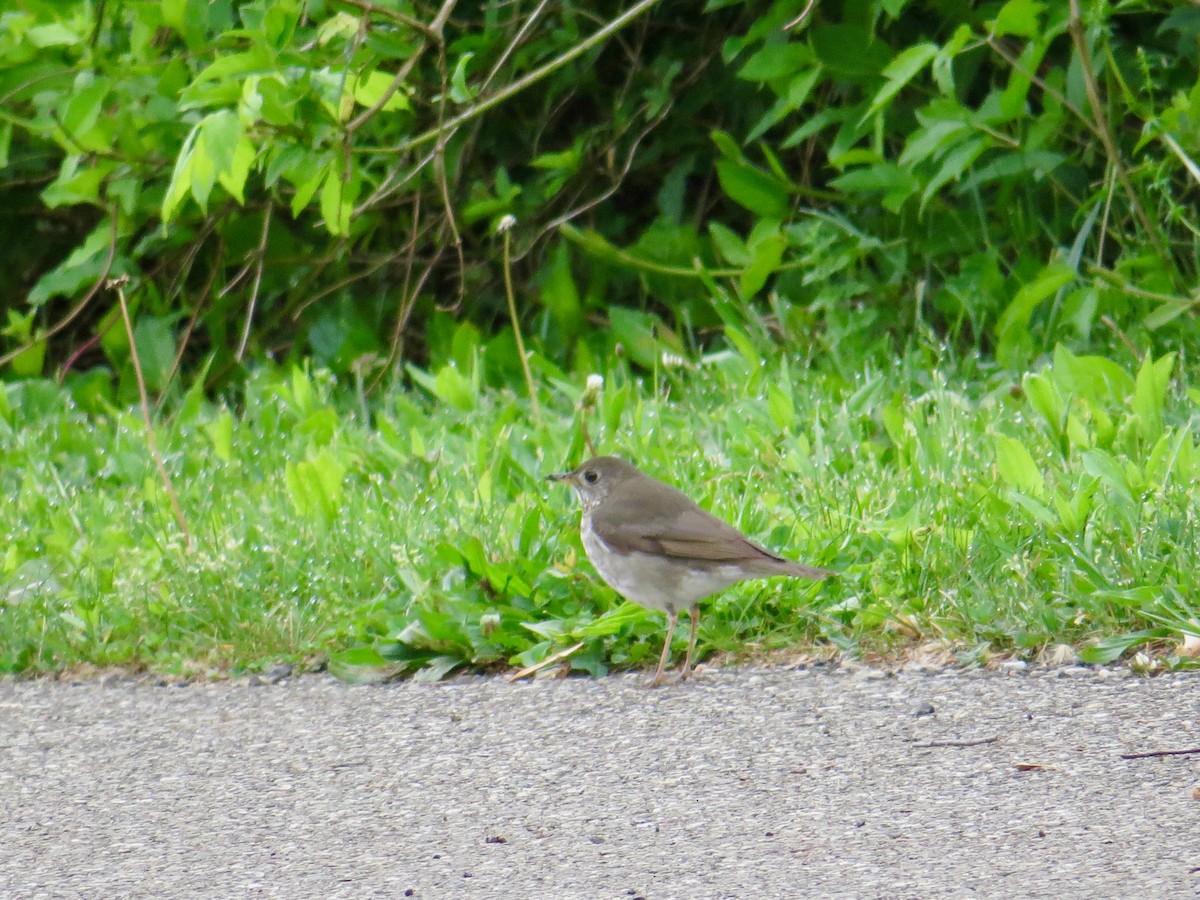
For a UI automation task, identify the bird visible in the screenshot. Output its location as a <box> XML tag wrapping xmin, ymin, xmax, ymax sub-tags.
<box><xmin>549</xmin><ymin>455</ymin><xmax>834</xmax><ymax>685</ymax></box>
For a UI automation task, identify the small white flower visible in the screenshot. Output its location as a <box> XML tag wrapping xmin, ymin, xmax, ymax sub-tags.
<box><xmin>497</xmin><ymin>214</ymin><xmax>517</xmax><ymax>233</ymax></box>
<box><xmin>580</xmin><ymin>373</ymin><xmax>603</xmax><ymax>406</ymax></box>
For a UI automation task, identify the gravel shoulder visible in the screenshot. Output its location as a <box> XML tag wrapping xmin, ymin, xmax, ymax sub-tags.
<box><xmin>2</xmin><ymin>665</ymin><xmax>1198</xmax><ymax>899</ymax></box>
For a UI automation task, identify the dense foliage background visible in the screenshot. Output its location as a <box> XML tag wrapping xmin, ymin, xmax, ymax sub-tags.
<box><xmin>3</xmin><ymin>0</ymin><xmax>1200</xmax><ymax>678</ymax></box>
<box><xmin>4</xmin><ymin>0</ymin><xmax>1198</xmax><ymax>390</ymax></box>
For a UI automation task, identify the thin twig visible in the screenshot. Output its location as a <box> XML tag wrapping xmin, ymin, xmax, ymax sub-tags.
<box><xmin>519</xmin><ymin>97</ymin><xmax>674</xmax><ymax>258</ymax></box>
<box><xmin>345</xmin><ymin>0</ymin><xmax>457</xmax><ymax>133</ymax></box>
<box><xmin>395</xmin><ymin>0</ymin><xmax>664</xmax><ymax>155</ymax></box>
<box><xmin>1100</xmin><ymin>314</ymin><xmax>1141</xmax><ymax>361</ymax></box>
<box><xmin>111</xmin><ymin>277</ymin><xmax>192</xmax><ymax>551</ymax></box>
<box><xmin>917</xmin><ymin>736</ymin><xmax>1000</xmax><ymax>749</ymax></box>
<box><xmin>331</xmin><ymin>0</ymin><xmax>446</xmax><ymax>42</ymax></box>
<box><xmin>369</xmin><ymin>200</ymin><xmax>432</xmax><ymax>392</ymax></box>
<box><xmin>500</xmin><ymin>218</ymin><xmax>541</xmax><ymax>426</ymax></box>
<box><xmin>985</xmin><ymin>36</ymin><xmax>1093</xmax><ymax>136</ymax></box>
<box><xmin>158</xmin><ymin>237</ymin><xmax>223</xmax><ymax>405</ymax></box>
<box><xmin>479</xmin><ymin>0</ymin><xmax>552</xmax><ymax>95</ymax></box>
<box><xmin>783</xmin><ymin>0</ymin><xmax>817</xmax><ymax>32</ymax></box>
<box><xmin>580</xmin><ymin>413</ymin><xmax>598</xmax><ymax>457</ymax></box>
<box><xmin>368</xmin><ymin>193</ymin><xmax>424</xmax><ymax>394</ymax></box>
<box><xmin>1120</xmin><ymin>747</ymin><xmax>1200</xmax><ymax>760</ymax></box>
<box><xmin>432</xmin><ymin>31</ymin><xmax>466</xmax><ymax>306</ymax></box>
<box><xmin>1095</xmin><ymin>163</ymin><xmax>1115</xmax><ymax>268</ymax></box>
<box><xmin>236</xmin><ymin>202</ymin><xmax>272</xmax><ymax>362</ymax></box>
<box><xmin>1088</xmin><ymin>264</ymin><xmax>1200</xmax><ymax>307</ymax></box>
<box><xmin>577</xmin><ymin>375</ymin><xmax>602</xmax><ymax>457</ymax></box>
<box><xmin>0</xmin><ymin>211</ymin><xmax>119</xmax><ymax>370</ymax></box>
<box><xmin>1067</xmin><ymin>0</ymin><xmax>1168</xmax><ymax>262</ymax></box>
<box><xmin>506</xmin><ymin>642</ymin><xmax>585</xmax><ymax>682</ymax></box>
<box><xmin>355</xmin><ymin>146</ymin><xmax>439</xmax><ymax>216</ymax></box>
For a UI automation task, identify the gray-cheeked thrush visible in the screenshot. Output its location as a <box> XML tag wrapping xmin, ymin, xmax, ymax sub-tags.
<box><xmin>550</xmin><ymin>455</ymin><xmax>834</xmax><ymax>685</ymax></box>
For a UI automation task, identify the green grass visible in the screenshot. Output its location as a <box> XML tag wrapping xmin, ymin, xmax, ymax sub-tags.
<box><xmin>3</xmin><ymin>339</ymin><xmax>1200</xmax><ymax>679</ymax></box>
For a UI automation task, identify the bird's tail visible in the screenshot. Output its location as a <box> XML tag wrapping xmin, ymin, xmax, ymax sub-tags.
<box><xmin>783</xmin><ymin>562</ymin><xmax>837</xmax><ymax>580</ymax></box>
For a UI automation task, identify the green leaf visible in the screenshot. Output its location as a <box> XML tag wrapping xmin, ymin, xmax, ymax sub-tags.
<box><xmin>262</xmin><ymin>2</ymin><xmax>299</xmax><ymax>48</ymax></box>
<box><xmin>865</xmin><ymin>43</ymin><xmax>938</xmax><ymax>119</ymax></box>
<box><xmin>1049</xmin><ymin>346</ymin><xmax>1134</xmax><ymax>405</ymax></box>
<box><xmin>531</xmin><ymin>139</ymin><xmax>583</xmax><ymax>174</ymax></box>
<box><xmin>830</xmin><ymin>163</ymin><xmax>920</xmax><ymax>208</ymax></box>
<box><xmin>162</xmin><ymin>123</ymin><xmax>201</xmax><ymax>222</ymax></box>
<box><xmin>27</xmin><ymin>22</ymin><xmax>84</xmax><ymax>47</ymax></box>
<box><xmin>1008</xmin><ymin>490</ymin><xmax>1055</xmax><ymax>525</ymax></box>
<box><xmin>899</xmin><ymin>117</ymin><xmax>969</xmax><ymax>168</ymax></box>
<box><xmin>746</xmin><ymin>68</ymin><xmax>822</xmax><ymax>142</ymax></box>
<box><xmin>412</xmin><ymin>655</ymin><xmax>464</xmax><ymax>683</ymax></box>
<box><xmin>738</xmin><ymin>43</ymin><xmax>811</xmax><ymax>81</ymax></box>
<box><xmin>132</xmin><ymin>317</ymin><xmax>176</xmax><ymax>391</ymax></box>
<box><xmin>189</xmin><ymin>46</ymin><xmax>276</xmax><ymax>89</ymax></box>
<box><xmin>1079</xmin><ymin>449</ymin><xmax>1134</xmax><ymax>509</ymax></box>
<box><xmin>5</xmin><ymin>331</ymin><xmax>45</xmax><ymax>377</ymax></box>
<box><xmin>216</xmin><ymin>137</ymin><xmax>255</xmax><ymax>204</ymax></box>
<box><xmin>715</xmin><ymin>160</ymin><xmax>789</xmax><ymax>218</ymax></box>
<box><xmin>289</xmin><ymin>159</ymin><xmax>328</xmax><ymax>218</ymax></box>
<box><xmin>27</xmin><ymin>223</ymin><xmax>112</xmax><ymax>306</ymax></box>
<box><xmin>284</xmin><ymin>447</ymin><xmax>347</xmax><ymax>525</ymax></box>
<box><xmin>922</xmin><ymin>136</ymin><xmax>987</xmax><ymax>208</ymax></box>
<box><xmin>319</xmin><ymin>167</ymin><xmax>357</xmax><ymax>236</ymax></box>
<box><xmin>42</xmin><ymin>156</ymin><xmax>114</xmax><ymax>208</ymax></box>
<box><xmin>163</xmin><ymin>109</ymin><xmax>244</xmax><ymax>216</ymax></box>
<box><xmin>999</xmin><ymin>40</ymin><xmax>1050</xmax><ymax>121</ymax></box>
<box><xmin>352</xmin><ymin>71</ymin><xmax>409</xmax><ymax>112</ymax></box>
<box><xmin>1132</xmin><ymin>352</ymin><xmax>1175</xmax><ymax>445</ymax></box>
<box><xmin>198</xmin><ymin>109</ymin><xmax>241</xmax><ymax>175</ymax></box>
<box><xmin>1143</xmin><ymin>299</ymin><xmax>1193</xmax><ymax>330</ymax></box>
<box><xmin>767</xmin><ymin>383</ymin><xmax>795</xmax><ymax>430</ymax></box>
<box><xmin>607</xmin><ymin>307</ymin><xmax>680</xmax><ymax>370</ymax></box>
<box><xmin>710</xmin><ymin>221</ymin><xmax>749</xmax><ymax>266</ymax></box>
<box><xmin>723</xmin><ymin>326</ymin><xmax>762</xmax><ymax>371</ymax></box>
<box><xmin>995</xmin><ymin>264</ymin><xmax>1075</xmax><ymax>364</ymax></box>
<box><xmin>408</xmin><ymin>363</ymin><xmax>478</xmax><ymax>411</ymax></box>
<box><xmin>328</xmin><ymin>647</ymin><xmax>395</xmax><ymax>684</ymax></box>
<box><xmin>449</xmin><ymin>52</ymin><xmax>476</xmax><ymax>103</ymax></box>
<box><xmin>1022</xmin><ymin>371</ymin><xmax>1065</xmax><ymax>438</ymax></box>
<box><xmin>932</xmin><ymin>26</ymin><xmax>973</xmax><ymax>94</ymax></box>
<box><xmin>539</xmin><ymin>244</ymin><xmax>583</xmax><ymax>334</ymax></box>
<box><xmin>576</xmin><ymin>602</ymin><xmax>651</xmax><ymax>637</ymax></box>
<box><xmin>992</xmin><ymin>0</ymin><xmax>1046</xmax><ymax>39</ymax></box>
<box><xmin>1078</xmin><ymin>629</ymin><xmax>1172</xmax><ymax>665</ymax></box>
<box><xmin>710</xmin><ymin>129</ymin><xmax>744</xmax><ymax>162</ymax></box>
<box><xmin>203</xmin><ymin>409</ymin><xmax>235</xmax><ymax>463</ymax></box>
<box><xmin>811</xmin><ymin>24</ymin><xmax>889</xmax><ymax>78</ymax></box>
<box><xmin>994</xmin><ymin>434</ymin><xmax>1045</xmax><ymax>497</ymax></box>
<box><xmin>60</xmin><ymin>76</ymin><xmax>112</xmax><ymax>148</ymax></box>
<box><xmin>740</xmin><ymin>231</ymin><xmax>786</xmax><ymax>298</ymax></box>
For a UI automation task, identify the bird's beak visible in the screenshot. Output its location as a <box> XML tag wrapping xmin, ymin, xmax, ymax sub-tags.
<box><xmin>547</xmin><ymin>469</ymin><xmax>574</xmax><ymax>484</ymax></box>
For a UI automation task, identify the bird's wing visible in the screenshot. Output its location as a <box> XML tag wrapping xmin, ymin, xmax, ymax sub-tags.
<box><xmin>591</xmin><ymin>504</ymin><xmax>785</xmax><ymax>564</ymax></box>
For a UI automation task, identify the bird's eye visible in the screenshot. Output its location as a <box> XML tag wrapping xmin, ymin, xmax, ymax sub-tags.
<box><xmin>583</xmin><ymin>469</ymin><xmax>599</xmax><ymax>484</ymax></box>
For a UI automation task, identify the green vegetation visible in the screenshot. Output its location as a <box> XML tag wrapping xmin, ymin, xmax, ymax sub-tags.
<box><xmin>3</xmin><ymin>341</ymin><xmax>1199</xmax><ymax>678</ymax></box>
<box><xmin>4</xmin><ymin>0</ymin><xmax>1200</xmax><ymax>379</ymax></box>
<box><xmin>3</xmin><ymin>1</ymin><xmax>1200</xmax><ymax>676</ymax></box>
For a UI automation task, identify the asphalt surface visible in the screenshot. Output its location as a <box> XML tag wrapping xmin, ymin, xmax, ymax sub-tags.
<box><xmin>2</xmin><ymin>664</ymin><xmax>1198</xmax><ymax>899</ymax></box>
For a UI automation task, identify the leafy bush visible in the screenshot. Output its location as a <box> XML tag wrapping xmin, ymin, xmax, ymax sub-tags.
<box><xmin>1</xmin><ymin>0</ymin><xmax>1197</xmax><ymax>388</ymax></box>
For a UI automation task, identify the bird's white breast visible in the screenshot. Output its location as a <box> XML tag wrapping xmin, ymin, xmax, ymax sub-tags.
<box><xmin>580</xmin><ymin>518</ymin><xmax>745</xmax><ymax>613</ymax></box>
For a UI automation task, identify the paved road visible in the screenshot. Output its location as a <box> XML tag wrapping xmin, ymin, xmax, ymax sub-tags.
<box><xmin>2</xmin><ymin>664</ymin><xmax>1198</xmax><ymax>899</ymax></box>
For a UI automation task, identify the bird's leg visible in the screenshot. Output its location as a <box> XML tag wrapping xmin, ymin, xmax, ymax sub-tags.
<box><xmin>651</xmin><ymin>608</ymin><xmax>678</xmax><ymax>686</ymax></box>
<box><xmin>680</xmin><ymin>607</ymin><xmax>700</xmax><ymax>681</ymax></box>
